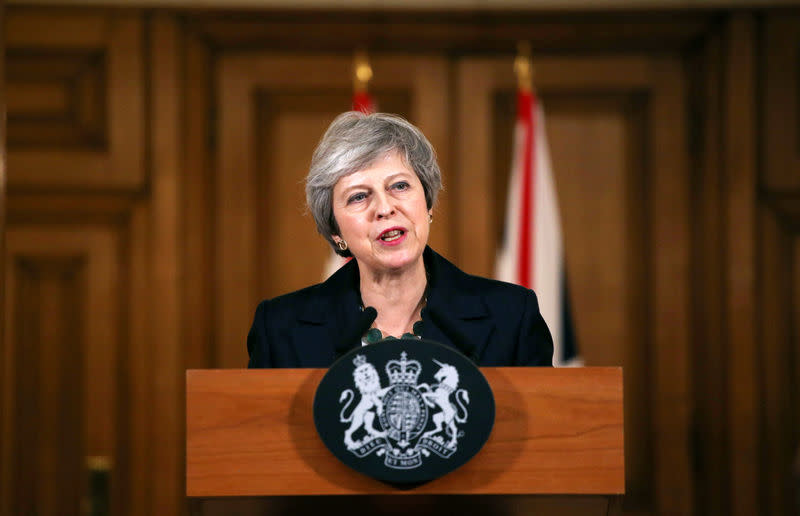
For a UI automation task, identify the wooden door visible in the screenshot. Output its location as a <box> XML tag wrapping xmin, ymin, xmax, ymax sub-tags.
<box><xmin>1</xmin><ymin>11</ymin><xmax>151</xmax><ymax>516</ymax></box>
<box><xmin>453</xmin><ymin>54</ymin><xmax>691</xmax><ymax>515</ymax></box>
<box><xmin>4</xmin><ymin>225</ymin><xmax>118</xmax><ymax>515</ymax></box>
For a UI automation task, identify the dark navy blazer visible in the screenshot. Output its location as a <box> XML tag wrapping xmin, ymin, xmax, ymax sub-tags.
<box><xmin>247</xmin><ymin>247</ymin><xmax>553</xmax><ymax>368</ymax></box>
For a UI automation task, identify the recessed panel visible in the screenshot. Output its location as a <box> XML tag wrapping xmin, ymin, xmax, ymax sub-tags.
<box><xmin>5</xmin><ymin>224</ymin><xmax>122</xmax><ymax>516</ymax></box>
<box><xmin>10</xmin><ymin>257</ymin><xmax>86</xmax><ymax>516</ymax></box>
<box><xmin>5</xmin><ymin>13</ymin><xmax>143</xmax><ymax>190</ymax></box>
<box><xmin>7</xmin><ymin>51</ymin><xmax>107</xmax><ymax>148</ymax></box>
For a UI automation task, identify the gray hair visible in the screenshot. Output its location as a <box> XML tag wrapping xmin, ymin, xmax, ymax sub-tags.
<box><xmin>306</xmin><ymin>111</ymin><xmax>443</xmax><ymax>257</ymax></box>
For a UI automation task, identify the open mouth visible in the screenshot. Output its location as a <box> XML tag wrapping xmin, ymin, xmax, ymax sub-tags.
<box><xmin>379</xmin><ymin>228</ymin><xmax>405</xmax><ymax>242</ymax></box>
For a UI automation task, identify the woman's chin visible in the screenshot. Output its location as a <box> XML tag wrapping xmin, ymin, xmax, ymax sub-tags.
<box><xmin>362</xmin><ymin>249</ymin><xmax>423</xmax><ymax>275</ymax></box>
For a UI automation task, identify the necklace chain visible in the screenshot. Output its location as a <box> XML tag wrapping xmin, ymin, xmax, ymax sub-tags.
<box><xmin>365</xmin><ymin>320</ymin><xmax>424</xmax><ymax>344</ymax></box>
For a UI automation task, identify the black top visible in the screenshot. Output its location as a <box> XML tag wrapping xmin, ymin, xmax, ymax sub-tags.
<box><xmin>247</xmin><ymin>247</ymin><xmax>553</xmax><ymax>368</ymax></box>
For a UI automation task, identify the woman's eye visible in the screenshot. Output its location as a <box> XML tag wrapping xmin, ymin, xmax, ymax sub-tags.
<box><xmin>392</xmin><ymin>181</ymin><xmax>410</xmax><ymax>191</ymax></box>
<box><xmin>348</xmin><ymin>192</ymin><xmax>367</xmax><ymax>204</ymax></box>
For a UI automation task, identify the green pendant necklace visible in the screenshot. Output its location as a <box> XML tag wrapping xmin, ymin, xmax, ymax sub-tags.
<box><xmin>364</xmin><ymin>320</ymin><xmax>425</xmax><ymax>344</ymax></box>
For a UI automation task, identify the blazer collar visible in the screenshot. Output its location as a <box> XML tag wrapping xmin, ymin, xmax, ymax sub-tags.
<box><xmin>423</xmin><ymin>247</ymin><xmax>488</xmax><ymax>319</ymax></box>
<box><xmin>297</xmin><ymin>258</ymin><xmax>361</xmax><ymax>325</ymax></box>
<box><xmin>292</xmin><ymin>247</ymin><xmax>494</xmax><ymax>365</ymax></box>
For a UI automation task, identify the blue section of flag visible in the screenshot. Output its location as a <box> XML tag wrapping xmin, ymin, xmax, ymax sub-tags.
<box><xmin>560</xmin><ymin>269</ymin><xmax>578</xmax><ymax>364</ymax></box>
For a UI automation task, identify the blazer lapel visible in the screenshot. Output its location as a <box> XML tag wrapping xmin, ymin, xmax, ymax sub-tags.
<box><xmin>290</xmin><ymin>260</ymin><xmax>363</xmax><ymax>367</ymax></box>
<box><xmin>422</xmin><ymin>248</ymin><xmax>494</xmax><ymax>362</ymax></box>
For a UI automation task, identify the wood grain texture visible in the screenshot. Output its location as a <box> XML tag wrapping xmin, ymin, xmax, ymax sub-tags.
<box><xmin>194</xmin><ymin>494</ymin><xmax>617</xmax><ymax>516</ymax></box>
<box><xmin>5</xmin><ymin>10</ymin><xmax>109</xmax><ymax>47</ymax></box>
<box><xmin>12</xmin><ymin>258</ymin><xmax>85</xmax><ymax>516</ymax></box>
<box><xmin>150</xmin><ymin>14</ymin><xmax>183</xmax><ymax>516</ymax></box>
<box><xmin>758</xmin><ymin>16</ymin><xmax>800</xmax><ymax>514</ymax></box>
<box><xmin>690</xmin><ymin>27</ymin><xmax>727</xmax><ymax>516</ymax></box>
<box><xmin>794</xmin><ymin>238</ymin><xmax>800</xmax><ymax>483</ymax></box>
<box><xmin>186</xmin><ymin>367</ymin><xmax>624</xmax><ymax>497</ymax></box>
<box><xmin>649</xmin><ymin>55</ymin><xmax>692</xmax><ymax>516</ymax></box>
<box><xmin>186</xmin><ymin>11</ymin><xmax>712</xmax><ymax>53</ymax></box>
<box><xmin>763</xmin><ymin>12</ymin><xmax>800</xmax><ymax>191</ymax></box>
<box><xmin>183</xmin><ymin>32</ymin><xmax>214</xmax><ymax>371</ymax></box>
<box><xmin>0</xmin><ymin>5</ymin><xmax>7</xmax><ymax>514</ymax></box>
<box><xmin>454</xmin><ymin>59</ymin><xmax>494</xmax><ymax>275</ymax></box>
<box><xmin>4</xmin><ymin>224</ymin><xmax>121</xmax><ymax>516</ymax></box>
<box><xmin>725</xmin><ymin>15</ymin><xmax>758</xmax><ymax>516</ymax></box>
<box><xmin>127</xmin><ymin>204</ymin><xmax>151</xmax><ymax>516</ymax></box>
<box><xmin>760</xmin><ymin>205</ymin><xmax>795</xmax><ymax>516</ymax></box>
<box><xmin>6</xmin><ymin>50</ymin><xmax>105</xmax><ymax>148</ymax></box>
<box><xmin>5</xmin><ymin>12</ymin><xmax>144</xmax><ymax>190</ymax></box>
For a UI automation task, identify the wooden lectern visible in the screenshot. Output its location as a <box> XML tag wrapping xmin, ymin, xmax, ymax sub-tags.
<box><xmin>186</xmin><ymin>368</ymin><xmax>624</xmax><ymax>516</ymax></box>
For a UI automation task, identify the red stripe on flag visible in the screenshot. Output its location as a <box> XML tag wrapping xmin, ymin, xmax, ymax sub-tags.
<box><xmin>516</xmin><ymin>90</ymin><xmax>536</xmax><ymax>288</ymax></box>
<box><xmin>352</xmin><ymin>91</ymin><xmax>375</xmax><ymax>114</ymax></box>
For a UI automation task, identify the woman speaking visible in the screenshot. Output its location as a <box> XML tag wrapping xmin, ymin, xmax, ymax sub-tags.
<box><xmin>247</xmin><ymin>111</ymin><xmax>553</xmax><ymax>368</ymax></box>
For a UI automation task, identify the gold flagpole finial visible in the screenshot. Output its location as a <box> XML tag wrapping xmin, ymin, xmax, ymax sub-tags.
<box><xmin>353</xmin><ymin>49</ymin><xmax>373</xmax><ymax>93</ymax></box>
<box><xmin>514</xmin><ymin>41</ymin><xmax>533</xmax><ymax>92</ymax></box>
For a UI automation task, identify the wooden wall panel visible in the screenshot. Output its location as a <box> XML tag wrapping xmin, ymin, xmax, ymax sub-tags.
<box><xmin>541</xmin><ymin>95</ymin><xmax>642</xmax><ymax>370</ymax></box>
<box><xmin>794</xmin><ymin>238</ymin><xmax>800</xmax><ymax>484</ymax></box>
<box><xmin>6</xmin><ymin>50</ymin><xmax>105</xmax><ymax>148</ymax></box>
<box><xmin>724</xmin><ymin>15</ymin><xmax>759</xmax><ymax>516</ymax></box>
<box><xmin>760</xmin><ymin>204</ymin><xmax>798</xmax><ymax>516</ymax></box>
<box><xmin>454</xmin><ymin>60</ymin><xmax>494</xmax><ymax>277</ymax></box>
<box><xmin>3</xmin><ymin>10</ymin><xmax>151</xmax><ymax>516</ymax></box>
<box><xmin>760</xmin><ymin>12</ymin><xmax>800</xmax><ymax>516</ymax></box>
<box><xmin>689</xmin><ymin>13</ymin><xmax>800</xmax><ymax>516</ymax></box>
<box><xmin>150</xmin><ymin>15</ymin><xmax>183</xmax><ymax>516</ymax></box>
<box><xmin>649</xmin><ymin>55</ymin><xmax>692</xmax><ymax>516</ymax></box>
<box><xmin>690</xmin><ymin>26</ymin><xmax>726</xmax><ymax>516</ymax></box>
<box><xmin>454</xmin><ymin>54</ymin><xmax>690</xmax><ymax>515</ymax></box>
<box><xmin>182</xmin><ymin>33</ymin><xmax>214</xmax><ymax>372</ymax></box>
<box><xmin>10</xmin><ymin>256</ymin><xmax>85</xmax><ymax>516</ymax></box>
<box><xmin>4</xmin><ymin>224</ymin><xmax>121</xmax><ymax>516</ymax></box>
<box><xmin>763</xmin><ymin>12</ymin><xmax>800</xmax><ymax>191</ymax></box>
<box><xmin>5</xmin><ymin>11</ymin><xmax>144</xmax><ymax>190</ymax></box>
<box><xmin>0</xmin><ymin>1</ymin><xmax>5</xmax><ymax>510</ymax></box>
<box><xmin>125</xmin><ymin>202</ymin><xmax>152</xmax><ymax>516</ymax></box>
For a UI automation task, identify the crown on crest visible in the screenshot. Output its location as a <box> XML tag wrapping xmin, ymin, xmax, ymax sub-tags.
<box><xmin>353</xmin><ymin>354</ymin><xmax>367</xmax><ymax>367</ymax></box>
<box><xmin>385</xmin><ymin>351</ymin><xmax>421</xmax><ymax>385</ymax></box>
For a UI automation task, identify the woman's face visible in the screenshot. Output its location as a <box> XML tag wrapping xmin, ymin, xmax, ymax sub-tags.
<box><xmin>332</xmin><ymin>152</ymin><xmax>431</xmax><ymax>275</ymax></box>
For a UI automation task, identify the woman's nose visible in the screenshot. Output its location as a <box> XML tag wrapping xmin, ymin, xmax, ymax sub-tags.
<box><xmin>374</xmin><ymin>192</ymin><xmax>395</xmax><ymax>218</ymax></box>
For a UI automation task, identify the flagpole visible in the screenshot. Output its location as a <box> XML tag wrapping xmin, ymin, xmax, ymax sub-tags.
<box><xmin>514</xmin><ymin>41</ymin><xmax>533</xmax><ymax>93</ymax></box>
<box><xmin>352</xmin><ymin>49</ymin><xmax>375</xmax><ymax>114</ymax></box>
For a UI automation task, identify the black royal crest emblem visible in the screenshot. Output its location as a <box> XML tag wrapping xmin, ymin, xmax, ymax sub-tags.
<box><xmin>313</xmin><ymin>338</ymin><xmax>495</xmax><ymax>484</ymax></box>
